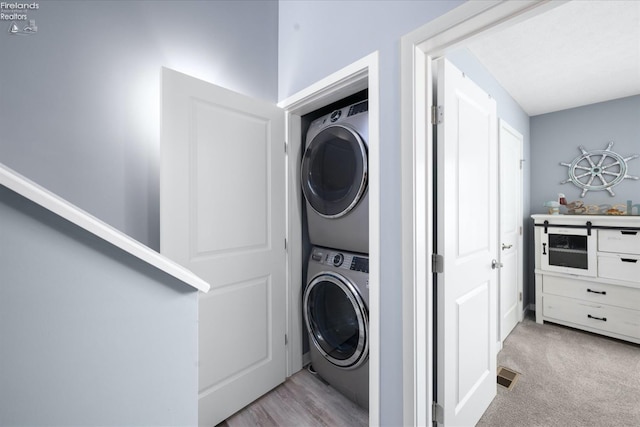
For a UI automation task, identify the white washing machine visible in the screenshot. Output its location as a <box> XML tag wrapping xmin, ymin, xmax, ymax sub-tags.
<box><xmin>303</xmin><ymin>246</ymin><xmax>369</xmax><ymax>409</ymax></box>
<box><xmin>301</xmin><ymin>100</ymin><xmax>368</xmax><ymax>254</ymax></box>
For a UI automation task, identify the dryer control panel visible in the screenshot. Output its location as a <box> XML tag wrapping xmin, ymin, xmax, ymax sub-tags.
<box><xmin>310</xmin><ymin>247</ymin><xmax>369</xmax><ymax>273</ymax></box>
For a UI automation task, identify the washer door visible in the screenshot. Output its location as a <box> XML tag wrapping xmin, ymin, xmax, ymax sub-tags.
<box><xmin>303</xmin><ymin>272</ymin><xmax>368</xmax><ymax>368</ymax></box>
<box><xmin>301</xmin><ymin>125</ymin><xmax>367</xmax><ymax>218</ymax></box>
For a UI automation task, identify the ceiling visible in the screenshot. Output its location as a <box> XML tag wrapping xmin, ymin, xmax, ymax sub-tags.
<box><xmin>466</xmin><ymin>0</ymin><xmax>640</xmax><ymax>116</ymax></box>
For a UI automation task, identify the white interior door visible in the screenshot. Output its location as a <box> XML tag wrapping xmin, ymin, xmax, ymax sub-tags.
<box><xmin>436</xmin><ymin>58</ymin><xmax>497</xmax><ymax>427</ymax></box>
<box><xmin>499</xmin><ymin>119</ymin><xmax>524</xmax><ymax>343</ymax></box>
<box><xmin>160</xmin><ymin>68</ymin><xmax>286</xmax><ymax>427</ymax></box>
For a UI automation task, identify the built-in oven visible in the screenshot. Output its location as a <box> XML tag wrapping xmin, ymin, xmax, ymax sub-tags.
<box><xmin>540</xmin><ymin>225</ymin><xmax>597</xmax><ymax>276</ymax></box>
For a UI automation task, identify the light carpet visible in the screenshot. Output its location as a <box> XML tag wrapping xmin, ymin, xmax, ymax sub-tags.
<box><xmin>477</xmin><ymin>313</ymin><xmax>640</xmax><ymax>427</ymax></box>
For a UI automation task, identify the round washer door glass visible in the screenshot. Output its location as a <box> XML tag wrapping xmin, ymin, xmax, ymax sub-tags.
<box><xmin>301</xmin><ymin>125</ymin><xmax>367</xmax><ymax>218</ymax></box>
<box><xmin>304</xmin><ymin>273</ymin><xmax>368</xmax><ymax>368</ymax></box>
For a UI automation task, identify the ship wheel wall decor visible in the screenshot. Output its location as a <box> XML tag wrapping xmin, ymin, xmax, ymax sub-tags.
<box><xmin>560</xmin><ymin>142</ymin><xmax>639</xmax><ymax>197</ymax></box>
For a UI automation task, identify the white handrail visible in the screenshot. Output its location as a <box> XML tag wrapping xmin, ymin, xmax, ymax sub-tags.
<box><xmin>0</xmin><ymin>163</ymin><xmax>210</xmax><ymax>293</ymax></box>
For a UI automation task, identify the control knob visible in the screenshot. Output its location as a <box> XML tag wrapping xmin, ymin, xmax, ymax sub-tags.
<box><xmin>332</xmin><ymin>253</ymin><xmax>344</xmax><ymax>267</ymax></box>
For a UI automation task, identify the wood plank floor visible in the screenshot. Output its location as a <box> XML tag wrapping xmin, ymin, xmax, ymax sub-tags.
<box><xmin>217</xmin><ymin>367</ymin><xmax>368</xmax><ymax>427</ymax></box>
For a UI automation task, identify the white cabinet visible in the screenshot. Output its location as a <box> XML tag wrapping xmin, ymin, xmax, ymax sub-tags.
<box><xmin>533</xmin><ymin>214</ymin><xmax>640</xmax><ymax>344</ymax></box>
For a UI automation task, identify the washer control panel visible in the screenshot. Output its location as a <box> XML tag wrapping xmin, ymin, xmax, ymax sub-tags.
<box><xmin>310</xmin><ymin>247</ymin><xmax>369</xmax><ymax>273</ymax></box>
<box><xmin>306</xmin><ymin>100</ymin><xmax>368</xmax><ymax>139</ymax></box>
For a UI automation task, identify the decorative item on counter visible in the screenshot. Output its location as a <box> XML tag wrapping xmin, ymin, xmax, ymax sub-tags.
<box><xmin>565</xmin><ymin>200</ymin><xmax>587</xmax><ymax>215</ymax></box>
<box><xmin>560</xmin><ymin>142</ymin><xmax>639</xmax><ymax>197</ymax></box>
<box><xmin>605</xmin><ymin>204</ymin><xmax>628</xmax><ymax>215</ymax></box>
<box><xmin>564</xmin><ymin>201</ymin><xmax>630</xmax><ymax>215</ymax></box>
<box><xmin>558</xmin><ymin>193</ymin><xmax>567</xmax><ymax>206</ymax></box>
<box><xmin>543</xmin><ymin>200</ymin><xmax>561</xmax><ymax>214</ymax></box>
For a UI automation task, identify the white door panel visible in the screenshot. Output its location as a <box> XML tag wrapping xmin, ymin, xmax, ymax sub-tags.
<box><xmin>499</xmin><ymin>249</ymin><xmax>519</xmax><ymax>333</ymax></box>
<box><xmin>499</xmin><ymin>120</ymin><xmax>524</xmax><ymax>342</ymax></box>
<box><xmin>436</xmin><ymin>58</ymin><xmax>497</xmax><ymax>427</ymax></box>
<box><xmin>160</xmin><ymin>68</ymin><xmax>286</xmax><ymax>427</ymax></box>
<box><xmin>457</xmin><ymin>281</ymin><xmax>491</xmax><ymax>406</ymax></box>
<box><xmin>193</xmin><ymin>100</ymin><xmax>270</xmax><ymax>254</ymax></box>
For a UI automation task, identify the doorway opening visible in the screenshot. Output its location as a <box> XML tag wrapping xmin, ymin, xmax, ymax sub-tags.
<box><xmin>279</xmin><ymin>51</ymin><xmax>380</xmax><ymax>424</ymax></box>
<box><xmin>400</xmin><ymin>1</ymin><xmax>561</xmax><ymax>425</ymax></box>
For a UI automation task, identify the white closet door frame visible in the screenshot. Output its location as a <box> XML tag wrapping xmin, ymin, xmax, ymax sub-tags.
<box><xmin>279</xmin><ymin>52</ymin><xmax>381</xmax><ymax>426</ymax></box>
<box><xmin>400</xmin><ymin>1</ymin><xmax>563</xmax><ymax>425</ymax></box>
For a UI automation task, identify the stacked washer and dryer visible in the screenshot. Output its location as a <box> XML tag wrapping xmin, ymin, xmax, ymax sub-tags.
<box><xmin>301</xmin><ymin>99</ymin><xmax>370</xmax><ymax>409</ymax></box>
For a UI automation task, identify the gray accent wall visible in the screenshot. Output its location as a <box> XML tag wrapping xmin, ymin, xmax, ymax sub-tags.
<box><xmin>0</xmin><ymin>0</ymin><xmax>278</xmax><ymax>250</ymax></box>
<box><xmin>530</xmin><ymin>95</ymin><xmax>640</xmax><ymax>305</ymax></box>
<box><xmin>530</xmin><ymin>95</ymin><xmax>640</xmax><ymax>214</ymax></box>
<box><xmin>279</xmin><ymin>2</ymin><xmax>465</xmax><ymax>424</ymax></box>
<box><xmin>0</xmin><ymin>185</ymin><xmax>199</xmax><ymax>426</ymax></box>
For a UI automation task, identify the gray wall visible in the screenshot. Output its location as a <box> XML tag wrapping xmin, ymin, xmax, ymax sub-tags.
<box><xmin>531</xmin><ymin>95</ymin><xmax>640</xmax><ymax>214</ymax></box>
<box><xmin>0</xmin><ymin>0</ymin><xmax>278</xmax><ymax>250</ymax></box>
<box><xmin>0</xmin><ymin>185</ymin><xmax>199</xmax><ymax>426</ymax></box>
<box><xmin>279</xmin><ymin>2</ymin><xmax>464</xmax><ymax>424</ymax></box>
<box><xmin>529</xmin><ymin>95</ymin><xmax>640</xmax><ymax>307</ymax></box>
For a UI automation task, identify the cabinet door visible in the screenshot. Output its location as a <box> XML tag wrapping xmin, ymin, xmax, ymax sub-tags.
<box><xmin>540</xmin><ymin>227</ymin><xmax>597</xmax><ymax>277</ymax></box>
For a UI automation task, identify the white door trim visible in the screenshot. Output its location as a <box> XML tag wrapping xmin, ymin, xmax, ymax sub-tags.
<box><xmin>278</xmin><ymin>51</ymin><xmax>380</xmax><ymax>426</ymax></box>
<box><xmin>400</xmin><ymin>1</ymin><xmax>563</xmax><ymax>425</ymax></box>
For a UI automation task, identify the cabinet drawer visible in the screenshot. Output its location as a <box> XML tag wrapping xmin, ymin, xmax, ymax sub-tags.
<box><xmin>598</xmin><ymin>229</ymin><xmax>640</xmax><ymax>255</ymax></box>
<box><xmin>542</xmin><ymin>275</ymin><xmax>640</xmax><ymax>311</ymax></box>
<box><xmin>542</xmin><ymin>294</ymin><xmax>640</xmax><ymax>340</ymax></box>
<box><xmin>598</xmin><ymin>253</ymin><xmax>640</xmax><ymax>282</ymax></box>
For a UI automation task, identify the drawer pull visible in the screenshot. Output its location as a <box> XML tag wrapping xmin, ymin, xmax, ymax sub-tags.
<box><xmin>587</xmin><ymin>288</ymin><xmax>606</xmax><ymax>295</ymax></box>
<box><xmin>620</xmin><ymin>258</ymin><xmax>638</xmax><ymax>263</ymax></box>
<box><xmin>587</xmin><ymin>314</ymin><xmax>607</xmax><ymax>322</ymax></box>
<box><xmin>620</xmin><ymin>231</ymin><xmax>638</xmax><ymax>235</ymax></box>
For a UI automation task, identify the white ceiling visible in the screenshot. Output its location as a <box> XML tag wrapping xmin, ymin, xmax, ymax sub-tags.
<box><xmin>467</xmin><ymin>0</ymin><xmax>640</xmax><ymax>116</ymax></box>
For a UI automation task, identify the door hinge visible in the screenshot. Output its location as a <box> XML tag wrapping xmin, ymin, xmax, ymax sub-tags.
<box><xmin>432</xmin><ymin>254</ymin><xmax>444</xmax><ymax>274</ymax></box>
<box><xmin>432</xmin><ymin>402</ymin><xmax>444</xmax><ymax>425</ymax></box>
<box><xmin>431</xmin><ymin>105</ymin><xmax>443</xmax><ymax>125</ymax></box>
<box><xmin>284</xmin><ymin>141</ymin><xmax>288</xmax><ymax>153</ymax></box>
<box><xmin>285</xmin><ymin>334</ymin><xmax>288</xmax><ymax>345</ymax></box>
<box><xmin>519</xmin><ymin>291</ymin><xmax>523</xmax><ymax>302</ymax></box>
<box><xmin>284</xmin><ymin>238</ymin><xmax>288</xmax><ymax>250</ymax></box>
<box><xmin>519</xmin><ymin>226</ymin><xmax>523</xmax><ymax>236</ymax></box>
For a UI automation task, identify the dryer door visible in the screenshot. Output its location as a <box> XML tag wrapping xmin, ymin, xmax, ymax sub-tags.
<box><xmin>303</xmin><ymin>272</ymin><xmax>369</xmax><ymax>368</ymax></box>
<box><xmin>301</xmin><ymin>125</ymin><xmax>367</xmax><ymax>218</ymax></box>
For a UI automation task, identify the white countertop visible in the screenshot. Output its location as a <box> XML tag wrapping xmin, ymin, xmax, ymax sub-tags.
<box><xmin>532</xmin><ymin>214</ymin><xmax>640</xmax><ymax>228</ymax></box>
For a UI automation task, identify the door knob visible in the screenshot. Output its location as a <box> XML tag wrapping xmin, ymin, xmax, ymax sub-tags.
<box><xmin>501</xmin><ymin>243</ymin><xmax>513</xmax><ymax>250</ymax></box>
<box><xmin>491</xmin><ymin>259</ymin><xmax>503</xmax><ymax>269</ymax></box>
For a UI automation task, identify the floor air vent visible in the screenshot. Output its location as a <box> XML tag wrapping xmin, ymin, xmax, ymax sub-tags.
<box><xmin>497</xmin><ymin>366</ymin><xmax>520</xmax><ymax>390</ymax></box>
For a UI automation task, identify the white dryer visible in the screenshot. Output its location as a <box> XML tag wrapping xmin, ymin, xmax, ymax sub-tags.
<box><xmin>304</xmin><ymin>246</ymin><xmax>369</xmax><ymax>409</ymax></box>
<box><xmin>301</xmin><ymin>100</ymin><xmax>368</xmax><ymax>254</ymax></box>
